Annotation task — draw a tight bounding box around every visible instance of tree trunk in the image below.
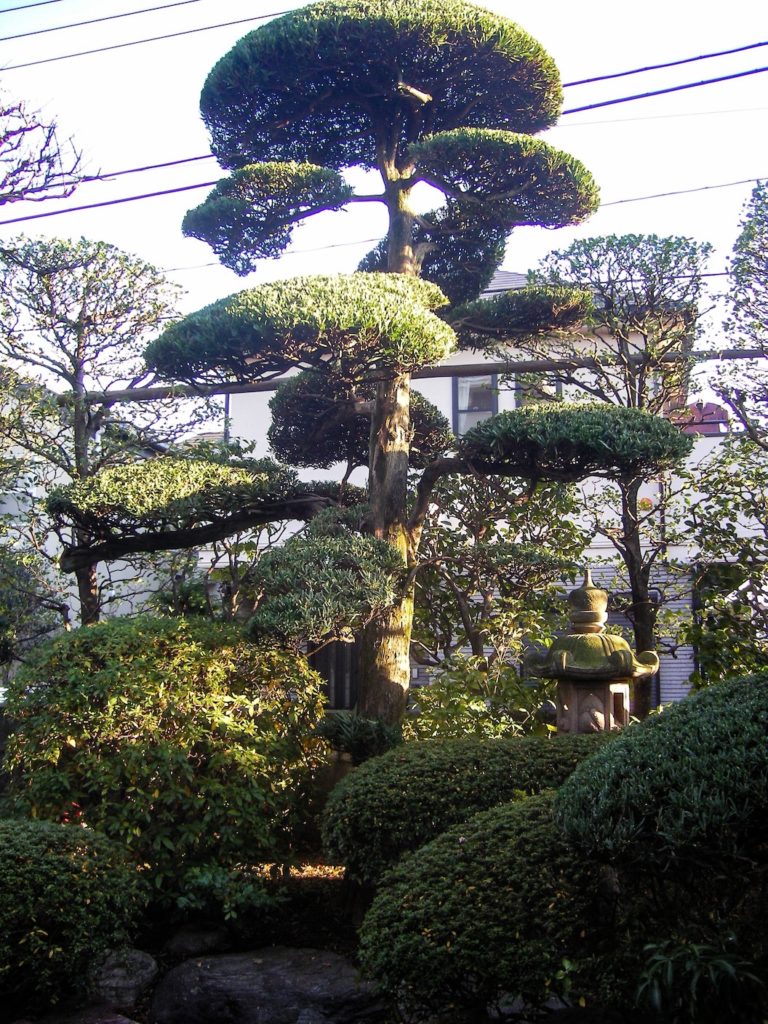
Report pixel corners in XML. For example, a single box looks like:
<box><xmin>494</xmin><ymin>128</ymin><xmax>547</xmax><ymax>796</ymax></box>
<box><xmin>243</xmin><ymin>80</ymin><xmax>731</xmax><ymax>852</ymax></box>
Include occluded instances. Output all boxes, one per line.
<box><xmin>620</xmin><ymin>479</ymin><xmax>658</xmax><ymax>719</ymax></box>
<box><xmin>356</xmin><ymin>373</ymin><xmax>417</xmax><ymax>724</ymax></box>
<box><xmin>75</xmin><ymin>562</ymin><xmax>100</xmax><ymax>625</ymax></box>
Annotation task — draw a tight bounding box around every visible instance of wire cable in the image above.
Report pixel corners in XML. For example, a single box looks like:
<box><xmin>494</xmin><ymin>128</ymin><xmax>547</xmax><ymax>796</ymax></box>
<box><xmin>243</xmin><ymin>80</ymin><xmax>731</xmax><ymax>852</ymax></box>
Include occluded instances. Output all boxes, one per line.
<box><xmin>0</xmin><ymin>0</ymin><xmax>67</xmax><ymax>13</ymax></box>
<box><xmin>0</xmin><ymin>0</ymin><xmax>213</xmax><ymax>43</ymax></box>
<box><xmin>563</xmin><ymin>66</ymin><xmax>768</xmax><ymax>115</ymax></box>
<box><xmin>1</xmin><ymin>174</ymin><xmax>764</xmax><ymax>228</ymax></box>
<box><xmin>563</xmin><ymin>40</ymin><xmax>768</xmax><ymax>87</ymax></box>
<box><xmin>2</xmin><ymin>8</ymin><xmax>293</xmax><ymax>69</ymax></box>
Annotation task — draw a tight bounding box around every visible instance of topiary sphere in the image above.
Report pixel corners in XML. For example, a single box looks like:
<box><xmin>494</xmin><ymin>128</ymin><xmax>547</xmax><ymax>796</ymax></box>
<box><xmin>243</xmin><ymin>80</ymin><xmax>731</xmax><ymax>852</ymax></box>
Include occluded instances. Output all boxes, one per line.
<box><xmin>358</xmin><ymin>793</ymin><xmax>604</xmax><ymax>1018</ymax></box>
<box><xmin>554</xmin><ymin>672</ymin><xmax>768</xmax><ymax>868</ymax></box>
<box><xmin>0</xmin><ymin>818</ymin><xmax>143</xmax><ymax>1014</ymax></box>
<box><xmin>322</xmin><ymin>733</ymin><xmax>610</xmax><ymax>884</ymax></box>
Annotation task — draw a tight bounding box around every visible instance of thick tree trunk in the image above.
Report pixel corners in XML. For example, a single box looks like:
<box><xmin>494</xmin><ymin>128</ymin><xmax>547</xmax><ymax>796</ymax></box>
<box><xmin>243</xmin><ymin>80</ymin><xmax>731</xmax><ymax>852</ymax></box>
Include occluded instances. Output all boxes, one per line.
<box><xmin>356</xmin><ymin>373</ymin><xmax>417</xmax><ymax>724</ymax></box>
<box><xmin>620</xmin><ymin>480</ymin><xmax>658</xmax><ymax>719</ymax></box>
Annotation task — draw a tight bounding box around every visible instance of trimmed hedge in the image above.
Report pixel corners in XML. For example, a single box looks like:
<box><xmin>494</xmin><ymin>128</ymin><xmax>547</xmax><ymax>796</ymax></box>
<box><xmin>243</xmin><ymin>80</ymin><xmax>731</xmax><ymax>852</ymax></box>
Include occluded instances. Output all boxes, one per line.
<box><xmin>322</xmin><ymin>733</ymin><xmax>610</xmax><ymax>884</ymax></box>
<box><xmin>4</xmin><ymin>616</ymin><xmax>327</xmax><ymax>909</ymax></box>
<box><xmin>359</xmin><ymin>793</ymin><xmax>605</xmax><ymax>1019</ymax></box>
<box><xmin>0</xmin><ymin>819</ymin><xmax>143</xmax><ymax>1013</ymax></box>
<box><xmin>555</xmin><ymin>673</ymin><xmax>768</xmax><ymax>867</ymax></box>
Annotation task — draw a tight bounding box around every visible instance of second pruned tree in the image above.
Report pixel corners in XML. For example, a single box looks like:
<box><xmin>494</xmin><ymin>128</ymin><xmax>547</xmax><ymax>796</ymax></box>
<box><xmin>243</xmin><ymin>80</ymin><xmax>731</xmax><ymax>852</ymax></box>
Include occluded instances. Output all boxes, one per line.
<box><xmin>53</xmin><ymin>0</ymin><xmax>692</xmax><ymax>722</ymax></box>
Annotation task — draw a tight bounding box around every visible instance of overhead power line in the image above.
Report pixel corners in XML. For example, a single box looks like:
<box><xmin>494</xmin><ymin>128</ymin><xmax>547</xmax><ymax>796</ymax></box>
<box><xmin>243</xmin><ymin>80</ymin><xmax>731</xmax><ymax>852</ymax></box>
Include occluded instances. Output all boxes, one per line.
<box><xmin>0</xmin><ymin>173</ymin><xmax>764</xmax><ymax>229</ymax></box>
<box><xmin>0</xmin><ymin>0</ymin><xmax>212</xmax><ymax>42</ymax></box>
<box><xmin>563</xmin><ymin>65</ymin><xmax>768</xmax><ymax>114</ymax></box>
<box><xmin>2</xmin><ymin>8</ymin><xmax>293</xmax><ymax>69</ymax></box>
<box><xmin>0</xmin><ymin>0</ymin><xmax>66</xmax><ymax>13</ymax></box>
<box><xmin>563</xmin><ymin>40</ymin><xmax>768</xmax><ymax>87</ymax></box>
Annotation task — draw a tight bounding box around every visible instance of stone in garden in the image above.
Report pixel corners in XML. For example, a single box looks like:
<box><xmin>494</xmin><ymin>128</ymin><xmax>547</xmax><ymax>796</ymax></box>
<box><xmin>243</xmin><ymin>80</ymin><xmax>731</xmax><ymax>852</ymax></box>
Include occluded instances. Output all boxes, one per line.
<box><xmin>149</xmin><ymin>946</ymin><xmax>389</xmax><ymax>1024</ymax></box>
<box><xmin>163</xmin><ymin>924</ymin><xmax>232</xmax><ymax>958</ymax></box>
<box><xmin>89</xmin><ymin>948</ymin><xmax>159</xmax><ymax>1012</ymax></box>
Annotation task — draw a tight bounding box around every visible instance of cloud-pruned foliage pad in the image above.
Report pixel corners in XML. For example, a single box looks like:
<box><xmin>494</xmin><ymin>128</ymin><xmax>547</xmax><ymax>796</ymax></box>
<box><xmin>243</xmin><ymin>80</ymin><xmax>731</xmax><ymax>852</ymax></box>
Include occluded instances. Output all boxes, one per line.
<box><xmin>183</xmin><ymin>162</ymin><xmax>354</xmax><ymax>275</ymax></box>
<box><xmin>459</xmin><ymin>403</ymin><xmax>693</xmax><ymax>482</ymax></box>
<box><xmin>145</xmin><ymin>274</ymin><xmax>455</xmax><ymax>385</ymax></box>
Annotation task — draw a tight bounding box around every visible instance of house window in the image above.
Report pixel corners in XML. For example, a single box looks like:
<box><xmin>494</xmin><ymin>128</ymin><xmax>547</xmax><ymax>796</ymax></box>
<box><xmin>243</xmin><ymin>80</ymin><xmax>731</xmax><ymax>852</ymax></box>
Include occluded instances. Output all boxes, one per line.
<box><xmin>515</xmin><ymin>372</ymin><xmax>562</xmax><ymax>407</ymax></box>
<box><xmin>453</xmin><ymin>374</ymin><xmax>498</xmax><ymax>435</ymax></box>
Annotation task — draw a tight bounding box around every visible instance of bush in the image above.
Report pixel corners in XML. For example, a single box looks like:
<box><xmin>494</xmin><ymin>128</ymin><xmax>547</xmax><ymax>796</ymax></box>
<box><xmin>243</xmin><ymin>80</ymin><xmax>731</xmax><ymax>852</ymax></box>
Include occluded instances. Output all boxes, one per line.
<box><xmin>316</xmin><ymin>711</ymin><xmax>402</xmax><ymax>764</ymax></box>
<box><xmin>322</xmin><ymin>733</ymin><xmax>610</xmax><ymax>884</ymax></box>
<box><xmin>555</xmin><ymin>673</ymin><xmax>768</xmax><ymax>868</ymax></box>
<box><xmin>358</xmin><ymin>793</ymin><xmax>606</xmax><ymax>1019</ymax></box>
<box><xmin>0</xmin><ymin>818</ymin><xmax>143</xmax><ymax>1013</ymax></box>
<box><xmin>555</xmin><ymin>674</ymin><xmax>768</xmax><ymax>1013</ymax></box>
<box><xmin>3</xmin><ymin>616</ymin><xmax>328</xmax><ymax>911</ymax></box>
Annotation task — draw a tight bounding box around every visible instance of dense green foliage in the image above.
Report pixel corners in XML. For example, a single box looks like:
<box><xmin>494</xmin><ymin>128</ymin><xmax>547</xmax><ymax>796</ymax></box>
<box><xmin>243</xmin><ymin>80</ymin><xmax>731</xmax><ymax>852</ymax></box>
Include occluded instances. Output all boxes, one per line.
<box><xmin>4</xmin><ymin>617</ymin><xmax>328</xmax><ymax>909</ymax></box>
<box><xmin>404</xmin><ymin>657</ymin><xmax>556</xmax><ymax>739</ymax></box>
<box><xmin>556</xmin><ymin>674</ymin><xmax>768</xmax><ymax>1019</ymax></box>
<box><xmin>183</xmin><ymin>162</ymin><xmax>354</xmax><ymax>274</ymax></box>
<box><xmin>411</xmin><ymin>129</ymin><xmax>599</xmax><ymax>228</ymax></box>
<box><xmin>322</xmin><ymin>733</ymin><xmax>609</xmax><ymax>884</ymax></box>
<box><xmin>450</xmin><ymin>282</ymin><xmax>593</xmax><ymax>348</ymax></box>
<box><xmin>248</xmin><ymin>529</ymin><xmax>405</xmax><ymax>645</ymax></box>
<box><xmin>0</xmin><ymin>819</ymin><xmax>143</xmax><ymax>1013</ymax></box>
<box><xmin>459</xmin><ymin>402</ymin><xmax>693</xmax><ymax>483</ymax></box>
<box><xmin>555</xmin><ymin>673</ymin><xmax>768</xmax><ymax>868</ymax></box>
<box><xmin>316</xmin><ymin>711</ymin><xmax>403</xmax><ymax>765</ymax></box>
<box><xmin>268</xmin><ymin>370</ymin><xmax>452</xmax><ymax>471</ymax></box>
<box><xmin>146</xmin><ymin>273</ymin><xmax>454</xmax><ymax>385</ymax></box>
<box><xmin>48</xmin><ymin>455</ymin><xmax>302</xmax><ymax>537</ymax></box>
<box><xmin>201</xmin><ymin>0</ymin><xmax>562</xmax><ymax>172</ymax></box>
<box><xmin>358</xmin><ymin>794</ymin><xmax>604</xmax><ymax>1018</ymax></box>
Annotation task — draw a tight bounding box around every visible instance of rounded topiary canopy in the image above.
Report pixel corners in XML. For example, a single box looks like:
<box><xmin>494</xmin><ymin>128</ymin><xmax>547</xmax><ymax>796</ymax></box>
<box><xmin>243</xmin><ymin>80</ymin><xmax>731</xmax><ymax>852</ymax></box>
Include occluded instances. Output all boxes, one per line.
<box><xmin>145</xmin><ymin>273</ymin><xmax>455</xmax><ymax>385</ymax></box>
<box><xmin>555</xmin><ymin>672</ymin><xmax>768</xmax><ymax>867</ymax></box>
<box><xmin>459</xmin><ymin>402</ymin><xmax>694</xmax><ymax>482</ymax></box>
<box><xmin>201</xmin><ymin>0</ymin><xmax>562</xmax><ymax>172</ymax></box>
<box><xmin>268</xmin><ymin>370</ymin><xmax>453</xmax><ymax>470</ymax></box>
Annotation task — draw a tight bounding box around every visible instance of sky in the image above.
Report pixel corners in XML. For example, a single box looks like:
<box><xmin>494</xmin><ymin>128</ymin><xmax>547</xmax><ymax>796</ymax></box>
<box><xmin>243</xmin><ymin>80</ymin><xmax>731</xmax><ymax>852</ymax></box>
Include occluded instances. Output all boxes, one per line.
<box><xmin>1</xmin><ymin>0</ymin><xmax>767</xmax><ymax>333</ymax></box>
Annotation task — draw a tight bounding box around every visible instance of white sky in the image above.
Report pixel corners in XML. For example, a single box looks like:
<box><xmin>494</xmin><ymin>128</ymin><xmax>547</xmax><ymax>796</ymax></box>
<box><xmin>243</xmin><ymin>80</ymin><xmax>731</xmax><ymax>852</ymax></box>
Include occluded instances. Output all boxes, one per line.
<box><xmin>1</xmin><ymin>0</ymin><xmax>767</xmax><ymax>331</ymax></box>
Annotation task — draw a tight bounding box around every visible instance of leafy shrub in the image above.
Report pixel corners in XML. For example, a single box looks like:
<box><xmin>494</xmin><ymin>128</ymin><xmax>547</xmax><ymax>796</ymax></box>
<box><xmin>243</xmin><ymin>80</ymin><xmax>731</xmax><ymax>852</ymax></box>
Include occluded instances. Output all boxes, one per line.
<box><xmin>555</xmin><ymin>673</ymin><xmax>768</xmax><ymax>868</ymax></box>
<box><xmin>3</xmin><ymin>616</ymin><xmax>327</xmax><ymax>911</ymax></box>
<box><xmin>316</xmin><ymin>711</ymin><xmax>402</xmax><ymax>764</ymax></box>
<box><xmin>636</xmin><ymin>939</ymin><xmax>765</xmax><ymax>1024</ymax></box>
<box><xmin>322</xmin><ymin>733</ymin><xmax>610</xmax><ymax>884</ymax></box>
<box><xmin>404</xmin><ymin>657</ymin><xmax>556</xmax><ymax>740</ymax></box>
<box><xmin>359</xmin><ymin>794</ymin><xmax>605</xmax><ymax>1019</ymax></box>
<box><xmin>0</xmin><ymin>818</ymin><xmax>143</xmax><ymax>1013</ymax></box>
<box><xmin>555</xmin><ymin>674</ymin><xmax>768</xmax><ymax>1009</ymax></box>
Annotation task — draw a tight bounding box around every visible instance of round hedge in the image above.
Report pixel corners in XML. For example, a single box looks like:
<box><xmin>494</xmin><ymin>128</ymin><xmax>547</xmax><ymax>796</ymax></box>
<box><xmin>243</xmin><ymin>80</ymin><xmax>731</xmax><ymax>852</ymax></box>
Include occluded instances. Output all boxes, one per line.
<box><xmin>555</xmin><ymin>673</ymin><xmax>768</xmax><ymax>868</ymax></box>
<box><xmin>359</xmin><ymin>793</ymin><xmax>604</xmax><ymax>1018</ymax></box>
<box><xmin>0</xmin><ymin>819</ymin><xmax>143</xmax><ymax>1013</ymax></box>
<box><xmin>322</xmin><ymin>733</ymin><xmax>610</xmax><ymax>884</ymax></box>
<box><xmin>4</xmin><ymin>617</ymin><xmax>328</xmax><ymax>907</ymax></box>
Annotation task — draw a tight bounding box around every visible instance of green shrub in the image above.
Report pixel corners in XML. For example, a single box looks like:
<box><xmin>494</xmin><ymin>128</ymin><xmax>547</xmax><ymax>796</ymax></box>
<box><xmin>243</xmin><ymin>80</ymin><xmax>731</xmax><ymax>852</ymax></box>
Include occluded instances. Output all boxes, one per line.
<box><xmin>359</xmin><ymin>793</ymin><xmax>605</xmax><ymax>1019</ymax></box>
<box><xmin>0</xmin><ymin>818</ymin><xmax>143</xmax><ymax>1013</ymax></box>
<box><xmin>555</xmin><ymin>674</ymin><xmax>768</xmax><ymax>1009</ymax></box>
<box><xmin>322</xmin><ymin>733</ymin><xmax>610</xmax><ymax>884</ymax></box>
<box><xmin>555</xmin><ymin>673</ymin><xmax>768</xmax><ymax>867</ymax></box>
<box><xmin>3</xmin><ymin>616</ymin><xmax>328</xmax><ymax>910</ymax></box>
<box><xmin>316</xmin><ymin>711</ymin><xmax>402</xmax><ymax>764</ymax></box>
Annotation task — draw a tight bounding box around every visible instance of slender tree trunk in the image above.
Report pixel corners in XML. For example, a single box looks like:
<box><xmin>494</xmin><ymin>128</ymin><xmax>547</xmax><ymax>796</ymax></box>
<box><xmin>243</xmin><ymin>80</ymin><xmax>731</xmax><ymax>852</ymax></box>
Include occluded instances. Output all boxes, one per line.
<box><xmin>357</xmin><ymin>373</ymin><xmax>417</xmax><ymax>724</ymax></box>
<box><xmin>75</xmin><ymin>561</ymin><xmax>100</xmax><ymax>625</ymax></box>
<box><xmin>620</xmin><ymin>479</ymin><xmax>658</xmax><ymax>719</ymax></box>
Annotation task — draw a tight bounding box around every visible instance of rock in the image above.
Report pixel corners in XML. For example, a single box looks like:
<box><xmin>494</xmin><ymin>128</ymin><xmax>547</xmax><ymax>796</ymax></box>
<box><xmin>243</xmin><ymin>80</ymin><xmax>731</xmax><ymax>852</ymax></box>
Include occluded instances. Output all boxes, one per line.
<box><xmin>163</xmin><ymin>924</ymin><xmax>232</xmax><ymax>959</ymax></box>
<box><xmin>149</xmin><ymin>946</ymin><xmax>389</xmax><ymax>1024</ymax></box>
<box><xmin>12</xmin><ymin>1010</ymin><xmax>141</xmax><ymax>1024</ymax></box>
<box><xmin>89</xmin><ymin>948</ymin><xmax>158</xmax><ymax>1011</ymax></box>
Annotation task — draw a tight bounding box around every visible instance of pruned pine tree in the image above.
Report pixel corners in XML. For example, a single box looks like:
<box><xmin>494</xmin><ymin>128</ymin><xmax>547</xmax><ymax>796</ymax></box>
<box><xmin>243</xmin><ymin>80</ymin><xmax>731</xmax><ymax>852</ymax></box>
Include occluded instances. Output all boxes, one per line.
<box><xmin>50</xmin><ymin>2</ymin><xmax>693</xmax><ymax>722</ymax></box>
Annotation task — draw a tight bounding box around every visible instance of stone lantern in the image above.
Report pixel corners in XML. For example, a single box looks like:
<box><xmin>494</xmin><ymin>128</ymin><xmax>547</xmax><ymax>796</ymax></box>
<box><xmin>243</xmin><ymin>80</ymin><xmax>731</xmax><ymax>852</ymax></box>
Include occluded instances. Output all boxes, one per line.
<box><xmin>525</xmin><ymin>570</ymin><xmax>659</xmax><ymax>733</ymax></box>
